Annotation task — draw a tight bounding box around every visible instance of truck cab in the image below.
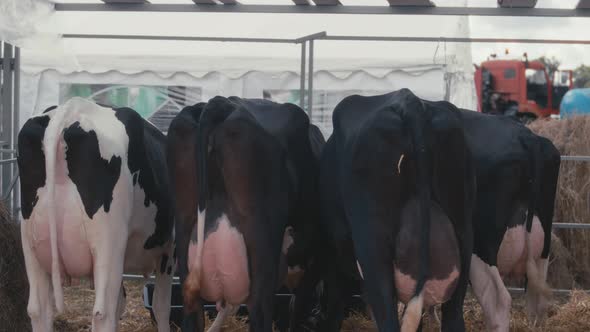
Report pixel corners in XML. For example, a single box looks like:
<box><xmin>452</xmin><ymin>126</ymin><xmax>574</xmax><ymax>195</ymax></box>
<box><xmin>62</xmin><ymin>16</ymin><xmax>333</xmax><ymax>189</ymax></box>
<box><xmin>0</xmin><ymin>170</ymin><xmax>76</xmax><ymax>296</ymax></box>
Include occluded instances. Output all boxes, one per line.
<box><xmin>475</xmin><ymin>58</ymin><xmax>573</xmax><ymax>122</ymax></box>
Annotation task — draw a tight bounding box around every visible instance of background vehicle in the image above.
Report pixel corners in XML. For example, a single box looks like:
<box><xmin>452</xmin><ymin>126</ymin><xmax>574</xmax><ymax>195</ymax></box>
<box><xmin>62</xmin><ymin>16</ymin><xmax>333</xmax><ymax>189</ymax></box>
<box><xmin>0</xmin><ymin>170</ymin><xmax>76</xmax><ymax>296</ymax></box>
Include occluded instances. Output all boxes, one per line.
<box><xmin>474</xmin><ymin>54</ymin><xmax>573</xmax><ymax>123</ymax></box>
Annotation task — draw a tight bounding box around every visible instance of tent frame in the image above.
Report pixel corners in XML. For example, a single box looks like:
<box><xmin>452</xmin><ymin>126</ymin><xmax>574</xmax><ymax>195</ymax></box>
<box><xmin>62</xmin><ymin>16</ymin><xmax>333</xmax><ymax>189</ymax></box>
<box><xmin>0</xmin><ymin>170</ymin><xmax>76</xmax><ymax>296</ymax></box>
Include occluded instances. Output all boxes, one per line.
<box><xmin>55</xmin><ymin>3</ymin><xmax>590</xmax><ymax>17</ymax></box>
<box><xmin>3</xmin><ymin>2</ymin><xmax>590</xmax><ymax>218</ymax></box>
<box><xmin>0</xmin><ymin>41</ymin><xmax>20</xmax><ymax>216</ymax></box>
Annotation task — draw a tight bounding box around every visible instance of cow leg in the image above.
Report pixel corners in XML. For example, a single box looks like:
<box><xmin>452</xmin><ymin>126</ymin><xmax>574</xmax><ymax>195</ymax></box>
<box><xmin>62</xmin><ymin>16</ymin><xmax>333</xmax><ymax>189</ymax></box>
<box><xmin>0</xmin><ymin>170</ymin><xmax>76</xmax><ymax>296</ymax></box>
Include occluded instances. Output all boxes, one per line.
<box><xmin>247</xmin><ymin>270</ymin><xmax>276</xmax><ymax>332</ymax></box>
<box><xmin>176</xmin><ymin>215</ymin><xmax>205</xmax><ymax>332</ymax></box>
<box><xmin>153</xmin><ymin>246</ymin><xmax>175</xmax><ymax>332</ymax></box>
<box><xmin>116</xmin><ymin>282</ymin><xmax>127</xmax><ymax>321</ymax></box>
<box><xmin>524</xmin><ymin>216</ymin><xmax>551</xmax><ymax>324</ymax></box>
<box><xmin>247</xmin><ymin>239</ymin><xmax>279</xmax><ymax>332</ymax></box>
<box><xmin>525</xmin><ymin>257</ymin><xmax>549</xmax><ymax>325</ymax></box>
<box><xmin>359</xmin><ymin>256</ymin><xmax>397</xmax><ymax>332</ymax></box>
<box><xmin>208</xmin><ymin>303</ymin><xmax>238</xmax><ymax>332</ymax></box>
<box><xmin>469</xmin><ymin>254</ymin><xmax>511</xmax><ymax>332</ymax></box>
<box><xmin>440</xmin><ymin>268</ymin><xmax>468</xmax><ymax>332</ymax></box>
<box><xmin>91</xmin><ymin>231</ymin><xmax>127</xmax><ymax>332</ymax></box>
<box><xmin>22</xmin><ymin>222</ymin><xmax>55</xmax><ymax>332</ymax></box>
<box><xmin>288</xmin><ymin>259</ymin><xmax>322</xmax><ymax>332</ymax></box>
<box><xmin>440</xmin><ymin>229</ymin><xmax>472</xmax><ymax>332</ymax></box>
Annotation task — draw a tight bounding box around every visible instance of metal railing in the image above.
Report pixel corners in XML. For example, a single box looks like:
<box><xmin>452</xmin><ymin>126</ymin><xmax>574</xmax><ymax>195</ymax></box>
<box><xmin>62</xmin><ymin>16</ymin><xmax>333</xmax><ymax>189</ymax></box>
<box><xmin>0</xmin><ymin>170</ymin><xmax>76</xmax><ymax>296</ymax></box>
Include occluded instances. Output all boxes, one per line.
<box><xmin>98</xmin><ymin>154</ymin><xmax>590</xmax><ymax>296</ymax></box>
<box><xmin>1</xmin><ymin>41</ymin><xmax>20</xmax><ymax>216</ymax></box>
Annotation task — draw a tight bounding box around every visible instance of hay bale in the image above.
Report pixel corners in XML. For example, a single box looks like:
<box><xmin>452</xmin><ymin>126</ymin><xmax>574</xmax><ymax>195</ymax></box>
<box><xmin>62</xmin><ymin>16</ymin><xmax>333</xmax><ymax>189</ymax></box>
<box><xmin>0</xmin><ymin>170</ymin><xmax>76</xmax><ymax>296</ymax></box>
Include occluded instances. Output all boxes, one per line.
<box><xmin>528</xmin><ymin>116</ymin><xmax>590</xmax><ymax>288</ymax></box>
<box><xmin>0</xmin><ymin>201</ymin><xmax>31</xmax><ymax>332</ymax></box>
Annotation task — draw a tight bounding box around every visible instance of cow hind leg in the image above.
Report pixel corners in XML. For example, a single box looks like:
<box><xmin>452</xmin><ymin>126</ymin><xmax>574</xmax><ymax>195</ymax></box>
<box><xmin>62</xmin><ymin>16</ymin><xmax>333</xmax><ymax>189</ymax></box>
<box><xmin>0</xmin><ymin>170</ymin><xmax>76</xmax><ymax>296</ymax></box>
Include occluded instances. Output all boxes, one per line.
<box><xmin>469</xmin><ymin>254</ymin><xmax>511</xmax><ymax>332</ymax></box>
<box><xmin>208</xmin><ymin>303</ymin><xmax>238</xmax><ymax>332</ymax></box>
<box><xmin>153</xmin><ymin>248</ymin><xmax>175</xmax><ymax>332</ymax></box>
<box><xmin>91</xmin><ymin>234</ymin><xmax>127</xmax><ymax>332</ymax></box>
<box><xmin>525</xmin><ymin>257</ymin><xmax>550</xmax><ymax>325</ymax></box>
<box><xmin>22</xmin><ymin>223</ymin><xmax>55</xmax><ymax>332</ymax></box>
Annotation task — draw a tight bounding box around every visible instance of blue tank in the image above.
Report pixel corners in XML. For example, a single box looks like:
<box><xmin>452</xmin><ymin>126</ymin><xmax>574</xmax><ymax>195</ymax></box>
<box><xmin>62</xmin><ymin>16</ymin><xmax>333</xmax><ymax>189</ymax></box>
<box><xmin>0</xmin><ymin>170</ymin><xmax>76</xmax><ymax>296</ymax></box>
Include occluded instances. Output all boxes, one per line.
<box><xmin>560</xmin><ymin>88</ymin><xmax>590</xmax><ymax>118</ymax></box>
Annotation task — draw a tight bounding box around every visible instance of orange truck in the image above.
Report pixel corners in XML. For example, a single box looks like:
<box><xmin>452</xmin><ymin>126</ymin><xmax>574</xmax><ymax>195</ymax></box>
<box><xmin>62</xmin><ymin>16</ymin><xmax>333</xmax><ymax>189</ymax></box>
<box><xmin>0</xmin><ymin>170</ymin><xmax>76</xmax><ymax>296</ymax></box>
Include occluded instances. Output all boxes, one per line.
<box><xmin>474</xmin><ymin>56</ymin><xmax>573</xmax><ymax>122</ymax></box>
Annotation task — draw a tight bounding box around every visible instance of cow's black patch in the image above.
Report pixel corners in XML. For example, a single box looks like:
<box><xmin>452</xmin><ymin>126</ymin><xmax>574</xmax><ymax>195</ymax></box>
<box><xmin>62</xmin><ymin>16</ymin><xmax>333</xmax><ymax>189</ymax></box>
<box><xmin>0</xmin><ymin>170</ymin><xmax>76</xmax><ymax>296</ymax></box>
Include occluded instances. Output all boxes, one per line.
<box><xmin>63</xmin><ymin>122</ymin><xmax>122</xmax><ymax>219</ymax></box>
<box><xmin>160</xmin><ymin>254</ymin><xmax>169</xmax><ymax>274</ymax></box>
<box><xmin>42</xmin><ymin>105</ymin><xmax>58</xmax><ymax>114</ymax></box>
<box><xmin>113</xmin><ymin>107</ymin><xmax>173</xmax><ymax>249</ymax></box>
<box><xmin>18</xmin><ymin>115</ymin><xmax>50</xmax><ymax>219</ymax></box>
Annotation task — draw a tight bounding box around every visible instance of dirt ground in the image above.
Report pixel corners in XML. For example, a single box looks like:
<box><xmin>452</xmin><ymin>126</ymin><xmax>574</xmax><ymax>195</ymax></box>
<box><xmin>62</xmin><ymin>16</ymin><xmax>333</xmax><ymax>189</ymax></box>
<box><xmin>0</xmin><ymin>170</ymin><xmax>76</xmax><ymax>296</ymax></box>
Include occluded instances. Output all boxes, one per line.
<box><xmin>54</xmin><ymin>280</ymin><xmax>590</xmax><ymax>332</ymax></box>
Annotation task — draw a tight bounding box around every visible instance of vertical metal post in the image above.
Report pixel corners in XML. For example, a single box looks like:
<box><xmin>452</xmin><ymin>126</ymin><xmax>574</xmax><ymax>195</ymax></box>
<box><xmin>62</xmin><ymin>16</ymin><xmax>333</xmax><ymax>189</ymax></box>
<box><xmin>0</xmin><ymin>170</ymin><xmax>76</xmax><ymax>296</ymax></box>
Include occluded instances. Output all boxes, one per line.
<box><xmin>13</xmin><ymin>47</ymin><xmax>20</xmax><ymax>216</ymax></box>
<box><xmin>307</xmin><ymin>39</ymin><xmax>314</xmax><ymax>120</ymax></box>
<box><xmin>2</xmin><ymin>43</ymin><xmax>13</xmax><ymax>206</ymax></box>
<box><xmin>0</xmin><ymin>41</ymin><xmax>4</xmax><ymax>199</ymax></box>
<box><xmin>300</xmin><ymin>41</ymin><xmax>306</xmax><ymax>110</ymax></box>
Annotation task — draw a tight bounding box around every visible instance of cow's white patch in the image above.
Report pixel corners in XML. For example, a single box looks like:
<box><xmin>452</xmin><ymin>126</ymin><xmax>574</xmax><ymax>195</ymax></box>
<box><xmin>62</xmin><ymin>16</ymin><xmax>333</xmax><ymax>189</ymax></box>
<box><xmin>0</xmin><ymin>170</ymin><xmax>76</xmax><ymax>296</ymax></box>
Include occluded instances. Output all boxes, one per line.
<box><xmin>394</xmin><ymin>267</ymin><xmax>459</xmax><ymax>306</ymax></box>
<box><xmin>397</xmin><ymin>154</ymin><xmax>405</xmax><ymax>174</ymax></box>
<box><xmin>282</xmin><ymin>226</ymin><xmax>294</xmax><ymax>255</ymax></box>
<box><xmin>401</xmin><ymin>291</ymin><xmax>423</xmax><ymax>332</ymax></box>
<box><xmin>66</xmin><ymin>98</ymin><xmax>129</xmax><ymax>162</ymax></box>
<box><xmin>356</xmin><ymin>260</ymin><xmax>364</xmax><ymax>279</ymax></box>
<box><xmin>470</xmin><ymin>254</ymin><xmax>511</xmax><ymax>332</ymax></box>
<box><xmin>208</xmin><ymin>303</ymin><xmax>239</xmax><ymax>332</ymax></box>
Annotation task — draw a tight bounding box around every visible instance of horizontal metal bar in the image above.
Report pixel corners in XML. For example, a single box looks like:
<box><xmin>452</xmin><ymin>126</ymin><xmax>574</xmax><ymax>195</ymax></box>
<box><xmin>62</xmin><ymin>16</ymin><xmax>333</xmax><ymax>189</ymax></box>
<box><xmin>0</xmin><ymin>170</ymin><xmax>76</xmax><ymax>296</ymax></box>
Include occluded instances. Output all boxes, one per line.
<box><xmin>507</xmin><ymin>287</ymin><xmax>590</xmax><ymax>294</ymax></box>
<box><xmin>388</xmin><ymin>0</ymin><xmax>434</xmax><ymax>6</ymax></box>
<box><xmin>294</xmin><ymin>31</ymin><xmax>327</xmax><ymax>43</ymax></box>
<box><xmin>63</xmin><ymin>34</ymin><xmax>298</xmax><ymax>44</ymax></box>
<box><xmin>498</xmin><ymin>0</ymin><xmax>537</xmax><ymax>8</ymax></box>
<box><xmin>102</xmin><ymin>0</ymin><xmax>148</xmax><ymax>3</ymax></box>
<box><xmin>312</xmin><ymin>0</ymin><xmax>341</xmax><ymax>5</ymax></box>
<box><xmin>0</xmin><ymin>158</ymin><xmax>16</xmax><ymax>165</ymax></box>
<box><xmin>0</xmin><ymin>149</ymin><xmax>16</xmax><ymax>153</ymax></box>
<box><xmin>54</xmin><ymin>4</ymin><xmax>590</xmax><ymax>17</ymax></box>
<box><xmin>122</xmin><ymin>274</ymin><xmax>180</xmax><ymax>281</ymax></box>
<box><xmin>322</xmin><ymin>35</ymin><xmax>590</xmax><ymax>45</ymax></box>
<box><xmin>553</xmin><ymin>222</ymin><xmax>590</xmax><ymax>229</ymax></box>
<box><xmin>561</xmin><ymin>155</ymin><xmax>590</xmax><ymax>161</ymax></box>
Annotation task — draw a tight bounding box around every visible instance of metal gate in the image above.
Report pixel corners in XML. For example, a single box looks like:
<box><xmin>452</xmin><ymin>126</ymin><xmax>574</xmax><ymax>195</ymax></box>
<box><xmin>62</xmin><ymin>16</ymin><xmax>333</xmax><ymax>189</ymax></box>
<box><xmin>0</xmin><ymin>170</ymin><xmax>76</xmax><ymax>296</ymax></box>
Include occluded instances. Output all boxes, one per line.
<box><xmin>0</xmin><ymin>41</ymin><xmax>20</xmax><ymax>216</ymax></box>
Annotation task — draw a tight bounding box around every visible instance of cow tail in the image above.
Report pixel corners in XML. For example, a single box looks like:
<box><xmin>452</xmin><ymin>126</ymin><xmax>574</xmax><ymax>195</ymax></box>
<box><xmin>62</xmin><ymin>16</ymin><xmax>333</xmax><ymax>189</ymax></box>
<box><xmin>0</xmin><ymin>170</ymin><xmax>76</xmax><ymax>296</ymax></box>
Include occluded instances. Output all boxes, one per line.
<box><xmin>43</xmin><ymin>102</ymin><xmax>72</xmax><ymax>314</ymax></box>
<box><xmin>183</xmin><ymin>97</ymin><xmax>234</xmax><ymax>311</ymax></box>
<box><xmin>401</xmin><ymin>109</ymin><xmax>430</xmax><ymax>332</ymax></box>
<box><xmin>522</xmin><ymin>136</ymin><xmax>551</xmax><ymax>298</ymax></box>
<box><xmin>182</xmin><ymin>115</ymin><xmax>208</xmax><ymax>311</ymax></box>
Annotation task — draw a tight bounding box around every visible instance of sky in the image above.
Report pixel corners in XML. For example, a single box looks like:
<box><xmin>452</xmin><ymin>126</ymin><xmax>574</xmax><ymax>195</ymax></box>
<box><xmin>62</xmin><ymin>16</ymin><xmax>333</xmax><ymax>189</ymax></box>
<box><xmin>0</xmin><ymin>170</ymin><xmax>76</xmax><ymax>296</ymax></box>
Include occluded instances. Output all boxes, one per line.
<box><xmin>468</xmin><ymin>0</ymin><xmax>589</xmax><ymax>69</ymax></box>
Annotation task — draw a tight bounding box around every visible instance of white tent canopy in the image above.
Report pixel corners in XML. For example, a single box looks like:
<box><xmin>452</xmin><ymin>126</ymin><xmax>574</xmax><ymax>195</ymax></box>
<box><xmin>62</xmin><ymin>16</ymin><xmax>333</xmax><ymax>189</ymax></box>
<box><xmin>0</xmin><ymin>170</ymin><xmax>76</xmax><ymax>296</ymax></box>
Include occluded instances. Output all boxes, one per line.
<box><xmin>3</xmin><ymin>0</ymin><xmax>485</xmax><ymax>136</ymax></box>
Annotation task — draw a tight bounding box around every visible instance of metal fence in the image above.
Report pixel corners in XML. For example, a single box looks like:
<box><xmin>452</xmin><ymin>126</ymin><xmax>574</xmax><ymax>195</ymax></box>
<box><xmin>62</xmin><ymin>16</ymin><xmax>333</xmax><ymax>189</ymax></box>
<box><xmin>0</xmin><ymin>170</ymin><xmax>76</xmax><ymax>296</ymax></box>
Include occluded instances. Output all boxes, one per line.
<box><xmin>0</xmin><ymin>41</ymin><xmax>20</xmax><ymax>216</ymax></box>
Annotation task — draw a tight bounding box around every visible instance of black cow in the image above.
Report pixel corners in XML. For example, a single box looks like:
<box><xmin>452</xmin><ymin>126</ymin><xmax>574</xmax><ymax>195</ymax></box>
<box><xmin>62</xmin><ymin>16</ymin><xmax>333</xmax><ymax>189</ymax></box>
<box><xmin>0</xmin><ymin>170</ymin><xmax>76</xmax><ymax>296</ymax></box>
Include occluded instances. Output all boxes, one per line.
<box><xmin>166</xmin><ymin>97</ymin><xmax>324</xmax><ymax>332</ymax></box>
<box><xmin>18</xmin><ymin>97</ymin><xmax>175</xmax><ymax>332</ymax></box>
<box><xmin>318</xmin><ymin>89</ymin><xmax>476</xmax><ymax>332</ymax></box>
<box><xmin>458</xmin><ymin>110</ymin><xmax>560</xmax><ymax>331</ymax></box>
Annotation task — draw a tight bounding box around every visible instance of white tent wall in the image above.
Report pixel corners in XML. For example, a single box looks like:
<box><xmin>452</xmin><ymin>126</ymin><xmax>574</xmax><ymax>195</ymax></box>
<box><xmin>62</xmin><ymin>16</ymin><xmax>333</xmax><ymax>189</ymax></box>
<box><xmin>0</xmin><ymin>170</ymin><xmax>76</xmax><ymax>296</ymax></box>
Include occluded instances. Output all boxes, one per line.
<box><xmin>20</xmin><ymin>65</ymin><xmax>445</xmax><ymax>138</ymax></box>
<box><xmin>7</xmin><ymin>0</ymin><xmax>480</xmax><ymax>139</ymax></box>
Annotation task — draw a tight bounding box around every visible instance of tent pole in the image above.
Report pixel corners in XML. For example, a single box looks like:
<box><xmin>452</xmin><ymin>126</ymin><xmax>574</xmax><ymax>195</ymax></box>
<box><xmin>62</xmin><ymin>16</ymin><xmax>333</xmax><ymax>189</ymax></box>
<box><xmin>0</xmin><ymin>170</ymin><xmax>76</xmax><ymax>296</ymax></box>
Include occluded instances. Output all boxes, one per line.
<box><xmin>13</xmin><ymin>47</ymin><xmax>20</xmax><ymax>217</ymax></box>
<box><xmin>307</xmin><ymin>39</ymin><xmax>314</xmax><ymax>120</ymax></box>
<box><xmin>300</xmin><ymin>41</ymin><xmax>306</xmax><ymax>110</ymax></box>
<box><xmin>2</xmin><ymin>43</ymin><xmax>14</xmax><ymax>208</ymax></box>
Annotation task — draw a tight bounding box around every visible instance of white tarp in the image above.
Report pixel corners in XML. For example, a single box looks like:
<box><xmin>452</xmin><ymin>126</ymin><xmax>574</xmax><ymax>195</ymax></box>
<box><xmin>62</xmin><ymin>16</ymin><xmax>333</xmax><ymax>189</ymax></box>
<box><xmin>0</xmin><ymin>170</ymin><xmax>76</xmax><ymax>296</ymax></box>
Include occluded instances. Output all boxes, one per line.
<box><xmin>4</xmin><ymin>0</ymin><xmax>480</xmax><ymax>137</ymax></box>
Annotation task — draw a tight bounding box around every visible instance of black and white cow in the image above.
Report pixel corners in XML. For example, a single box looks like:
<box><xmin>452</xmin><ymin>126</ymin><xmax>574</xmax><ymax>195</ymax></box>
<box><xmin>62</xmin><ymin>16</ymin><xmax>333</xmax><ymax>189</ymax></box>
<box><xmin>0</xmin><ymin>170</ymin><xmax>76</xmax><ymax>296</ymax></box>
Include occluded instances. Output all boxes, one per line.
<box><xmin>167</xmin><ymin>97</ymin><xmax>324</xmax><ymax>332</ymax></box>
<box><xmin>318</xmin><ymin>89</ymin><xmax>476</xmax><ymax>332</ymax></box>
<box><xmin>458</xmin><ymin>110</ymin><xmax>560</xmax><ymax>331</ymax></box>
<box><xmin>18</xmin><ymin>97</ymin><xmax>175</xmax><ymax>332</ymax></box>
